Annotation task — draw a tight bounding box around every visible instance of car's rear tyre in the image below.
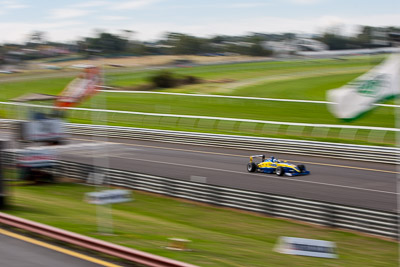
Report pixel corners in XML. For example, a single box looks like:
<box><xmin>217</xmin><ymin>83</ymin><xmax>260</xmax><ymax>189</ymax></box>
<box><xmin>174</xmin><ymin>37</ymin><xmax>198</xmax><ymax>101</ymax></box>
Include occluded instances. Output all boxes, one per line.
<box><xmin>276</xmin><ymin>166</ymin><xmax>284</xmax><ymax>176</ymax></box>
<box><xmin>247</xmin><ymin>162</ymin><xmax>257</xmax><ymax>172</ymax></box>
<box><xmin>297</xmin><ymin>164</ymin><xmax>305</xmax><ymax>172</ymax></box>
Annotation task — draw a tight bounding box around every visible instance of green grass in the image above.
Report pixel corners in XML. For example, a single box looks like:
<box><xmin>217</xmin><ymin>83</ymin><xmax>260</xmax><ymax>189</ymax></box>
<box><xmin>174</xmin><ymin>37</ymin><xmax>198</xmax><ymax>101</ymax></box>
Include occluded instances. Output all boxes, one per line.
<box><xmin>0</xmin><ymin>54</ymin><xmax>395</xmax><ymax>145</ymax></box>
<box><xmin>231</xmin><ymin>71</ymin><xmax>364</xmax><ymax>99</ymax></box>
<box><xmin>107</xmin><ymin>56</ymin><xmax>383</xmax><ymax>89</ymax></box>
<box><xmin>3</xmin><ymin>183</ymin><xmax>397</xmax><ymax>266</ymax></box>
<box><xmin>0</xmin><ymin>77</ymin><xmax>72</xmax><ymax>101</ymax></box>
<box><xmin>95</xmin><ymin>73</ymin><xmax>393</xmax><ymax>127</ymax></box>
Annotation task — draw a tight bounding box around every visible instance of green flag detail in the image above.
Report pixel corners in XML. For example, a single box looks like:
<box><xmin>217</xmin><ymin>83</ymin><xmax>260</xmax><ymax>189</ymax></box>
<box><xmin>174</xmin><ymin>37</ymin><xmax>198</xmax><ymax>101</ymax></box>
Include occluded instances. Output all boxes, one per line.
<box><xmin>327</xmin><ymin>54</ymin><xmax>400</xmax><ymax>120</ymax></box>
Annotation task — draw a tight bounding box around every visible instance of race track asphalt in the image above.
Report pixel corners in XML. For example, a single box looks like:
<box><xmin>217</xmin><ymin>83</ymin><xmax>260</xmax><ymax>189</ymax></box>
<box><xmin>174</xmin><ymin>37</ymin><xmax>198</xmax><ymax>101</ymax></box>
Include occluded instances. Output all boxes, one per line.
<box><xmin>0</xmin><ymin>128</ymin><xmax>396</xmax><ymax>211</ymax></box>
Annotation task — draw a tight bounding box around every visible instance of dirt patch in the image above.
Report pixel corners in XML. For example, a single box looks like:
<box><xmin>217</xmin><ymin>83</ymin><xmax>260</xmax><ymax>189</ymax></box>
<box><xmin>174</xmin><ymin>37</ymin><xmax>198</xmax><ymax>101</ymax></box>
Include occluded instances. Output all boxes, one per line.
<box><xmin>48</xmin><ymin>55</ymin><xmax>268</xmax><ymax>68</ymax></box>
<box><xmin>206</xmin><ymin>79</ymin><xmax>235</xmax><ymax>83</ymax></box>
<box><xmin>105</xmin><ymin>76</ymin><xmax>235</xmax><ymax>91</ymax></box>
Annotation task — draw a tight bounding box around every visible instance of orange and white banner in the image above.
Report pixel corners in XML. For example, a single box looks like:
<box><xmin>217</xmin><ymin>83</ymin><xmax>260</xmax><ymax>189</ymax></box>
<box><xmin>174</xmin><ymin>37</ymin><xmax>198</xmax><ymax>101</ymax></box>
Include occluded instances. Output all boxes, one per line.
<box><xmin>55</xmin><ymin>66</ymin><xmax>102</xmax><ymax>108</ymax></box>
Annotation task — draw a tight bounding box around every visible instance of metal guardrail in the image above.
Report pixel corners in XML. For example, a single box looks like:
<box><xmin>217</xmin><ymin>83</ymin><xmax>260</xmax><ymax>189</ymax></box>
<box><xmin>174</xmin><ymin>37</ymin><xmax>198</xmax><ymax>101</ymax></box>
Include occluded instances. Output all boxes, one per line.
<box><xmin>0</xmin><ymin>212</ymin><xmax>198</xmax><ymax>267</ymax></box>
<box><xmin>0</xmin><ymin>119</ymin><xmax>398</xmax><ymax>164</ymax></box>
<box><xmin>56</xmin><ymin>160</ymin><xmax>400</xmax><ymax>239</ymax></box>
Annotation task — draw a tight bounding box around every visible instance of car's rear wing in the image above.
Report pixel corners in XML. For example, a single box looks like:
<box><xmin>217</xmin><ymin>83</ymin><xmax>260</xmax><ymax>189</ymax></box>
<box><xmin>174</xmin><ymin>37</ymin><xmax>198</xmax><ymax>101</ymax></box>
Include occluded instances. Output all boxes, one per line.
<box><xmin>249</xmin><ymin>155</ymin><xmax>265</xmax><ymax>162</ymax></box>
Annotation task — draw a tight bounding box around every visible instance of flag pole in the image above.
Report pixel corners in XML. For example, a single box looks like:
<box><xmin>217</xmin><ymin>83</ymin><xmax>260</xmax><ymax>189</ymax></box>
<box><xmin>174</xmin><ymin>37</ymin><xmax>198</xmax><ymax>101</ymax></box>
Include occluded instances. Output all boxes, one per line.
<box><xmin>395</xmin><ymin>52</ymin><xmax>400</xmax><ymax>265</ymax></box>
<box><xmin>90</xmin><ymin>57</ymin><xmax>113</xmax><ymax>235</ymax></box>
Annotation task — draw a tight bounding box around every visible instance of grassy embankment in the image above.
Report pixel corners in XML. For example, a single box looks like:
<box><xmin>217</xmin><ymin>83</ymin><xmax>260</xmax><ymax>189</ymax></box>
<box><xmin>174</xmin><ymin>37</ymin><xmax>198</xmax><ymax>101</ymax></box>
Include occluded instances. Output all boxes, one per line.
<box><xmin>2</xmin><ymin>182</ymin><xmax>396</xmax><ymax>267</ymax></box>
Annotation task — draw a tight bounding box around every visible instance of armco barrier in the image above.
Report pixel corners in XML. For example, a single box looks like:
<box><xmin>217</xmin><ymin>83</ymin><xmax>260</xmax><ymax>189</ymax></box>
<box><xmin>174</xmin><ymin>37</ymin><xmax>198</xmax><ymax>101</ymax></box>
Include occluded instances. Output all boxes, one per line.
<box><xmin>3</xmin><ymin>151</ymin><xmax>395</xmax><ymax>240</ymax></box>
<box><xmin>0</xmin><ymin>119</ymin><xmax>398</xmax><ymax>164</ymax></box>
<box><xmin>0</xmin><ymin>212</ymin><xmax>198</xmax><ymax>267</ymax></box>
<box><xmin>59</xmin><ymin>161</ymin><xmax>399</xmax><ymax>239</ymax></box>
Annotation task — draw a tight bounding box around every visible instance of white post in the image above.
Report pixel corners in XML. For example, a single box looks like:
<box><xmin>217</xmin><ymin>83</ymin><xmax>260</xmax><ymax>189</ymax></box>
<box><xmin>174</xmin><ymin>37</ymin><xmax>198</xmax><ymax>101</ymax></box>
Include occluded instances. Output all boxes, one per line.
<box><xmin>395</xmin><ymin>53</ymin><xmax>400</xmax><ymax>263</ymax></box>
<box><xmin>90</xmin><ymin>62</ymin><xmax>113</xmax><ymax>235</ymax></box>
<box><xmin>397</xmin><ymin>92</ymin><xmax>400</xmax><ymax>263</ymax></box>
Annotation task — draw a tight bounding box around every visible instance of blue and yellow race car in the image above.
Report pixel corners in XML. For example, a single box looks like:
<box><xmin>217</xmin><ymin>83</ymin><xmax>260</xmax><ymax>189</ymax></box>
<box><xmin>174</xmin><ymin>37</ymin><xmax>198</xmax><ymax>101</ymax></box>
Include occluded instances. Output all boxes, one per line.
<box><xmin>247</xmin><ymin>155</ymin><xmax>310</xmax><ymax>176</ymax></box>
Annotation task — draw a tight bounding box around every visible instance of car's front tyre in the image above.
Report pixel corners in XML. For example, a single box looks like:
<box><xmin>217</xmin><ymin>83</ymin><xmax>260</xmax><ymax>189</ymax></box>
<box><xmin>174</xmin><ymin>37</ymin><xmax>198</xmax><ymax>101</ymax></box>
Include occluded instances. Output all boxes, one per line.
<box><xmin>297</xmin><ymin>164</ymin><xmax>305</xmax><ymax>172</ymax></box>
<box><xmin>247</xmin><ymin>162</ymin><xmax>257</xmax><ymax>172</ymax></box>
<box><xmin>276</xmin><ymin>166</ymin><xmax>285</xmax><ymax>176</ymax></box>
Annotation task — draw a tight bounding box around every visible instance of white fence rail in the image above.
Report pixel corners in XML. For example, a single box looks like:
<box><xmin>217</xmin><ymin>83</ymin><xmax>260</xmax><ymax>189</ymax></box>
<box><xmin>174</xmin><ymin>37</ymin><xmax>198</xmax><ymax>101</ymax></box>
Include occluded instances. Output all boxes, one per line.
<box><xmin>98</xmin><ymin>89</ymin><xmax>400</xmax><ymax>108</ymax></box>
<box><xmin>0</xmin><ymin>119</ymin><xmax>398</xmax><ymax>164</ymax></box>
<box><xmin>0</xmin><ymin>102</ymin><xmax>397</xmax><ymax>144</ymax></box>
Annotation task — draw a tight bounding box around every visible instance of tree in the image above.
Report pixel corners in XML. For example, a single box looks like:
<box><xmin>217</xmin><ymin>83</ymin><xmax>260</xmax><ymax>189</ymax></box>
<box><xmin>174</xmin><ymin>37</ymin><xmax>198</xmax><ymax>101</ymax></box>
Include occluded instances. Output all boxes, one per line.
<box><xmin>121</xmin><ymin>29</ymin><xmax>135</xmax><ymax>41</ymax></box>
<box><xmin>25</xmin><ymin>31</ymin><xmax>47</xmax><ymax>48</ymax></box>
<box><xmin>29</xmin><ymin>31</ymin><xmax>46</xmax><ymax>44</ymax></box>
<box><xmin>172</xmin><ymin>34</ymin><xmax>203</xmax><ymax>55</ymax></box>
<box><xmin>249</xmin><ymin>43</ymin><xmax>271</xmax><ymax>56</ymax></box>
<box><xmin>211</xmin><ymin>35</ymin><xmax>225</xmax><ymax>44</ymax></box>
<box><xmin>317</xmin><ymin>33</ymin><xmax>350</xmax><ymax>50</ymax></box>
<box><xmin>81</xmin><ymin>31</ymin><xmax>128</xmax><ymax>55</ymax></box>
<box><xmin>0</xmin><ymin>46</ymin><xmax>5</xmax><ymax>66</ymax></box>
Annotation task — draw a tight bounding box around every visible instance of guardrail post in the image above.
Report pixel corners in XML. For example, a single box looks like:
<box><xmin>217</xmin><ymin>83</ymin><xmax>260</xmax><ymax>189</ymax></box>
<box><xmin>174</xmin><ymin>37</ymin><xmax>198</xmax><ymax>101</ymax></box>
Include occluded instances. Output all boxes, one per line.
<box><xmin>263</xmin><ymin>124</ymin><xmax>278</xmax><ymax>135</ymax></box>
<box><xmin>367</xmin><ymin>130</ymin><xmax>386</xmax><ymax>144</ymax></box>
<box><xmin>213</xmin><ymin>120</ymin><xmax>220</xmax><ymax>131</ymax></box>
<box><xmin>209</xmin><ymin>186</ymin><xmax>222</xmax><ymax>206</ymax></box>
<box><xmin>62</xmin><ymin>161</ymin><xmax>70</xmax><ymax>178</ymax></box>
<box><xmin>287</xmin><ymin>125</ymin><xmax>304</xmax><ymax>136</ymax></box>
<box><xmin>232</xmin><ymin>121</ymin><xmax>240</xmax><ymax>132</ymax></box>
<box><xmin>194</xmin><ymin>118</ymin><xmax>200</xmax><ymax>129</ymax></box>
<box><xmin>137</xmin><ymin>115</ymin><xmax>142</xmax><ymax>127</ymax></box>
<box><xmin>323</xmin><ymin>204</ymin><xmax>336</xmax><ymax>228</ymax></box>
<box><xmin>55</xmin><ymin>161</ymin><xmax>62</xmax><ymax>177</ymax></box>
<box><xmin>83</xmin><ymin>110</ymin><xmax>88</xmax><ymax>120</ymax></box>
<box><xmin>70</xmin><ymin>162</ymin><xmax>78</xmax><ymax>179</ymax></box>
<box><xmin>311</xmin><ymin>126</ymin><xmax>329</xmax><ymax>138</ymax></box>
<box><xmin>255</xmin><ymin>123</ymin><xmax>263</xmax><ymax>134</ymax></box>
<box><xmin>260</xmin><ymin>195</ymin><xmax>274</xmax><ymax>215</ymax></box>
<box><xmin>326</xmin><ymin>127</ymin><xmax>334</xmax><ymax>139</ymax></box>
<box><xmin>339</xmin><ymin>128</ymin><xmax>358</xmax><ymax>140</ymax></box>
<box><xmin>163</xmin><ymin>179</ymin><xmax>176</xmax><ymax>197</ymax></box>
<box><xmin>129</xmin><ymin>173</ymin><xmax>141</xmax><ymax>190</ymax></box>
<box><xmin>89</xmin><ymin>165</ymin><xmax>99</xmax><ymax>182</ymax></box>
<box><xmin>156</xmin><ymin>116</ymin><xmax>162</xmax><ymax>127</ymax></box>
<box><xmin>175</xmin><ymin>117</ymin><xmax>181</xmax><ymax>127</ymax></box>
<box><xmin>278</xmin><ymin>125</ymin><xmax>287</xmax><ymax>136</ymax></box>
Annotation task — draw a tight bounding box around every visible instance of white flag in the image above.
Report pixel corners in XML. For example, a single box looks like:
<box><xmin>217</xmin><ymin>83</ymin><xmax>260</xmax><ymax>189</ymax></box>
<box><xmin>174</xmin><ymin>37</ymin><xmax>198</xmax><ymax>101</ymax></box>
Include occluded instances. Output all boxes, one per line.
<box><xmin>327</xmin><ymin>54</ymin><xmax>400</xmax><ymax>120</ymax></box>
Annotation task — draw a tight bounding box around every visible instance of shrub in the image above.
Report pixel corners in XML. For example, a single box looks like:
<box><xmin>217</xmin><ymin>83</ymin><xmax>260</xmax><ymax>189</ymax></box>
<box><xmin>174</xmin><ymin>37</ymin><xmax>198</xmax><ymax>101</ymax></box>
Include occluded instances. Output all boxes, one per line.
<box><xmin>149</xmin><ymin>71</ymin><xmax>176</xmax><ymax>88</ymax></box>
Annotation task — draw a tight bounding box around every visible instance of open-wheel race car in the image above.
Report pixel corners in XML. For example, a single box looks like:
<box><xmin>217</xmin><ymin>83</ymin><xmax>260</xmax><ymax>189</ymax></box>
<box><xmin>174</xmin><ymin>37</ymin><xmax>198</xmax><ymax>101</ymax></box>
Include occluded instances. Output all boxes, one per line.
<box><xmin>247</xmin><ymin>155</ymin><xmax>310</xmax><ymax>176</ymax></box>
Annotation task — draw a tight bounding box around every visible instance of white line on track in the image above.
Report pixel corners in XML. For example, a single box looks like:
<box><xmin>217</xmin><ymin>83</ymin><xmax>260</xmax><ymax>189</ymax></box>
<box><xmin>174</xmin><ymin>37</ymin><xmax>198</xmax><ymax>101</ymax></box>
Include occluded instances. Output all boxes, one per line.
<box><xmin>69</xmin><ymin>137</ymin><xmax>397</xmax><ymax>174</ymax></box>
<box><xmin>68</xmin><ymin>137</ymin><xmax>398</xmax><ymax>174</ymax></box>
<box><xmin>110</xmin><ymin>155</ymin><xmax>397</xmax><ymax>195</ymax></box>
